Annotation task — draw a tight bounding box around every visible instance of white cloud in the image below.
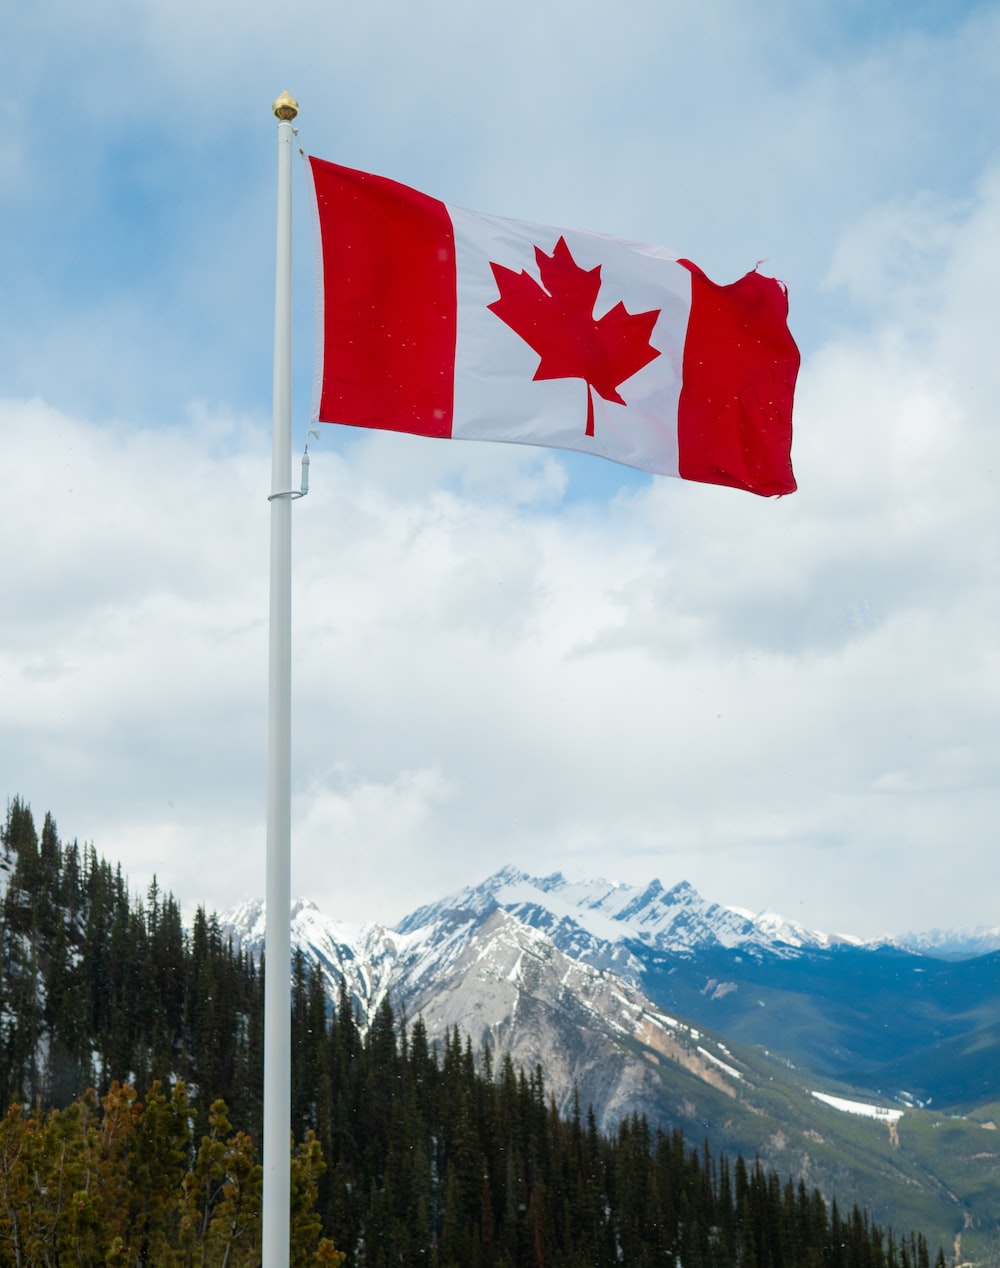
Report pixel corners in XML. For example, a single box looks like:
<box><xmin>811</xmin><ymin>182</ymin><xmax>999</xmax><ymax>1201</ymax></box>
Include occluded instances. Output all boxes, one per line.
<box><xmin>2</xmin><ymin>0</ymin><xmax>999</xmax><ymax>939</ymax></box>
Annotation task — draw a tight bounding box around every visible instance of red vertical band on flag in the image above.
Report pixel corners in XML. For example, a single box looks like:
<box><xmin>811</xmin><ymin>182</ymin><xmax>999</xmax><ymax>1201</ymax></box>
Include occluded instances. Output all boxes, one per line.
<box><xmin>309</xmin><ymin>158</ymin><xmax>457</xmax><ymax>437</ymax></box>
<box><xmin>676</xmin><ymin>262</ymin><xmax>799</xmax><ymax>496</ymax></box>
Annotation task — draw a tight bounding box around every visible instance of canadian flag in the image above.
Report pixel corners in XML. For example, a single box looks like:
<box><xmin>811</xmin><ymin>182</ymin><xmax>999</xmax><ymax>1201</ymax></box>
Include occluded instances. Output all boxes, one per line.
<box><xmin>306</xmin><ymin>156</ymin><xmax>799</xmax><ymax>495</ymax></box>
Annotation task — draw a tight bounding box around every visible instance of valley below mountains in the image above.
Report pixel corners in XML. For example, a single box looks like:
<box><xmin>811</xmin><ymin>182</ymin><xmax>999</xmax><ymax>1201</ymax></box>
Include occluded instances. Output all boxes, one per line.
<box><xmin>224</xmin><ymin>867</ymin><xmax>1000</xmax><ymax>1266</ymax></box>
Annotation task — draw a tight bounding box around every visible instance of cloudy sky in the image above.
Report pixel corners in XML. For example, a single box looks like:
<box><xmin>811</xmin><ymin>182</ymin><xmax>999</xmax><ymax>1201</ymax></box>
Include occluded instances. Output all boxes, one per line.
<box><xmin>3</xmin><ymin>0</ymin><xmax>998</xmax><ymax>940</ymax></box>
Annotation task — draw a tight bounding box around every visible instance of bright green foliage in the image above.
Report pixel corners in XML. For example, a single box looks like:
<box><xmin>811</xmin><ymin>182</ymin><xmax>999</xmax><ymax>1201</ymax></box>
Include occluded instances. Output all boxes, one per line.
<box><xmin>0</xmin><ymin>1084</ymin><xmax>342</xmax><ymax>1266</ymax></box>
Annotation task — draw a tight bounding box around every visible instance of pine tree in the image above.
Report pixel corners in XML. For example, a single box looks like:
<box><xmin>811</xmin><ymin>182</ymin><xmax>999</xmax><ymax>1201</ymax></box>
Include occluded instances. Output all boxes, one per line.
<box><xmin>0</xmin><ymin>798</ymin><xmax>951</xmax><ymax>1268</ymax></box>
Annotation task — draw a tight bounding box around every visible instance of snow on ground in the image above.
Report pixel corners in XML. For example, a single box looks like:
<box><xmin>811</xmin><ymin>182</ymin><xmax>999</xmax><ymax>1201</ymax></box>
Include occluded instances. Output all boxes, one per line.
<box><xmin>812</xmin><ymin>1091</ymin><xmax>903</xmax><ymax>1123</ymax></box>
<box><xmin>494</xmin><ymin>876</ymin><xmax>629</xmax><ymax>944</ymax></box>
<box><xmin>697</xmin><ymin>1046</ymin><xmax>744</xmax><ymax>1081</ymax></box>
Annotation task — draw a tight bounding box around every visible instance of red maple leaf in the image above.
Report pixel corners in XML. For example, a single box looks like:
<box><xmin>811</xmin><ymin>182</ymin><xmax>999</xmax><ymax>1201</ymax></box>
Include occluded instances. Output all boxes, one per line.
<box><xmin>488</xmin><ymin>236</ymin><xmax>661</xmax><ymax>437</ymax></box>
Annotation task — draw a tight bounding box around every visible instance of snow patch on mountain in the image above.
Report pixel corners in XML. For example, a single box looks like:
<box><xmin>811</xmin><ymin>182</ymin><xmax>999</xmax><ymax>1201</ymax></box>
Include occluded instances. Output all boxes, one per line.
<box><xmin>698</xmin><ymin>1046</ymin><xmax>744</xmax><ymax>1081</ymax></box>
<box><xmin>812</xmin><ymin>1092</ymin><xmax>903</xmax><ymax>1124</ymax></box>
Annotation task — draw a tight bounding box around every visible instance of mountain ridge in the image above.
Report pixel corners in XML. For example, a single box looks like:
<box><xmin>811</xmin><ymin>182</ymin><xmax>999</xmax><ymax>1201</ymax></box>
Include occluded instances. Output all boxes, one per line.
<box><xmin>219</xmin><ymin>868</ymin><xmax>1000</xmax><ymax>1261</ymax></box>
<box><xmin>220</xmin><ymin>865</ymin><xmax>1000</xmax><ymax>1117</ymax></box>
<box><xmin>227</xmin><ymin>865</ymin><xmax>999</xmax><ymax>966</ymax></box>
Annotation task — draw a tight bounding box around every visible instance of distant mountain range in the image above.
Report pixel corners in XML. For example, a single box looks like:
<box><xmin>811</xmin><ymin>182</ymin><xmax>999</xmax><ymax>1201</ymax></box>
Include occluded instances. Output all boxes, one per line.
<box><xmin>4</xmin><ymin>792</ymin><xmax>996</xmax><ymax>1261</ymax></box>
<box><xmin>222</xmin><ymin>867</ymin><xmax>1000</xmax><ymax>1261</ymax></box>
<box><xmin>222</xmin><ymin>867</ymin><xmax>1000</xmax><ymax>1110</ymax></box>
<box><xmin>898</xmin><ymin>923</ymin><xmax>1000</xmax><ymax>959</ymax></box>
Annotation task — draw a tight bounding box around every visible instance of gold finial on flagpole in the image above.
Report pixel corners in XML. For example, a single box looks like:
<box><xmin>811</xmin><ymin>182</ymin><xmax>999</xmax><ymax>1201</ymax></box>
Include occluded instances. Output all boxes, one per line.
<box><xmin>272</xmin><ymin>91</ymin><xmax>299</xmax><ymax>121</ymax></box>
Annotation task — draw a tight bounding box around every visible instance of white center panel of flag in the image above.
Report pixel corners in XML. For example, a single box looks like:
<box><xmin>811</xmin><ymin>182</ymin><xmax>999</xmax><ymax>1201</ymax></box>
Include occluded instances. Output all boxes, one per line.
<box><xmin>449</xmin><ymin>205</ymin><xmax>691</xmax><ymax>477</ymax></box>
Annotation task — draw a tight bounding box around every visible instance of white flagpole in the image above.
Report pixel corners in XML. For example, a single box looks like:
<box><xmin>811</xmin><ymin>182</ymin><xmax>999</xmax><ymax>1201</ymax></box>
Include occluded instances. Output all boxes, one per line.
<box><xmin>263</xmin><ymin>89</ymin><xmax>298</xmax><ymax>1268</ymax></box>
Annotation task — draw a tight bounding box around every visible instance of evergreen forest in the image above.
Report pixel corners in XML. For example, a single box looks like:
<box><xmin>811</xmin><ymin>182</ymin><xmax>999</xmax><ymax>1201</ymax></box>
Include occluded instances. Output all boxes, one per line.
<box><xmin>0</xmin><ymin>799</ymin><xmax>946</xmax><ymax>1267</ymax></box>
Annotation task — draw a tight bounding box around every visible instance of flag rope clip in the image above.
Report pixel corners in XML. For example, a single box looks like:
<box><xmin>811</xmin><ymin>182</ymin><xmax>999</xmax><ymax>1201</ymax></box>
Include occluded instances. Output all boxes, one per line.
<box><xmin>268</xmin><ymin>430</ymin><xmax>319</xmax><ymax>501</ymax></box>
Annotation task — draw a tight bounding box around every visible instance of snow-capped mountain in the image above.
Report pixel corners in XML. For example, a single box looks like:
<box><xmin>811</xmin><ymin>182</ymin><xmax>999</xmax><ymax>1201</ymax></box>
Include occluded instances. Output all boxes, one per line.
<box><xmin>220</xmin><ymin>866</ymin><xmax>1000</xmax><ymax>1133</ymax></box>
<box><xmin>222</xmin><ymin>864</ymin><xmax>858</xmax><ymax>1036</ymax></box>
<box><xmin>218</xmin><ymin>866</ymin><xmax>1000</xmax><ymax>1256</ymax></box>
<box><xmin>223</xmin><ymin>895</ymin><xmax>409</xmax><ymax>1019</ymax></box>
<box><xmin>897</xmin><ymin>924</ymin><xmax>1000</xmax><ymax>958</ymax></box>
<box><xmin>222</xmin><ymin>884</ymin><xmax>753</xmax><ymax>1131</ymax></box>
<box><xmin>397</xmin><ymin>866</ymin><xmax>864</xmax><ymax>967</ymax></box>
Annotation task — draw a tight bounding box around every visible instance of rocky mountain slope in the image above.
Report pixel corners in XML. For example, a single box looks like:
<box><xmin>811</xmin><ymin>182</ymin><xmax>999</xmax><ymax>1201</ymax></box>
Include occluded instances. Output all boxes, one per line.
<box><xmin>224</xmin><ymin>867</ymin><xmax>1000</xmax><ymax>1111</ymax></box>
<box><xmin>221</xmin><ymin>868</ymin><xmax>1000</xmax><ymax>1261</ymax></box>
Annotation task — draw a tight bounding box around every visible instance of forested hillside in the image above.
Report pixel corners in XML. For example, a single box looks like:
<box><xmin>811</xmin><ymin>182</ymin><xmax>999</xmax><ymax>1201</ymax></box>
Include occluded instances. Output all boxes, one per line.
<box><xmin>0</xmin><ymin>800</ymin><xmax>946</xmax><ymax>1266</ymax></box>
<box><xmin>0</xmin><ymin>798</ymin><xmax>261</xmax><ymax>1128</ymax></box>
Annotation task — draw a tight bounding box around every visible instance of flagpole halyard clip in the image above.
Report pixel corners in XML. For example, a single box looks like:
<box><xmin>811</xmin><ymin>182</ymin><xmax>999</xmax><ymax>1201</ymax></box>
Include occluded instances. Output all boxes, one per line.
<box><xmin>268</xmin><ymin>430</ymin><xmax>318</xmax><ymax>501</ymax></box>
